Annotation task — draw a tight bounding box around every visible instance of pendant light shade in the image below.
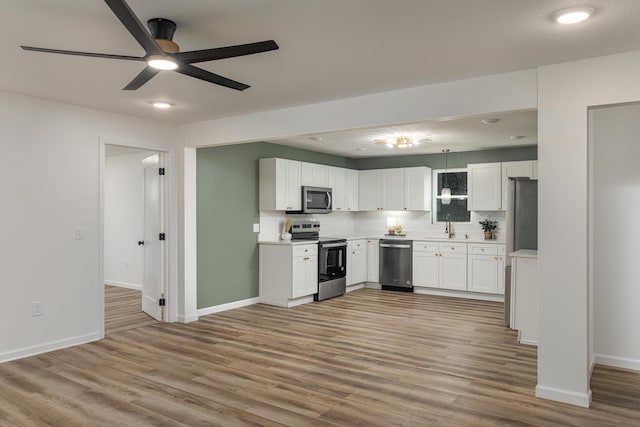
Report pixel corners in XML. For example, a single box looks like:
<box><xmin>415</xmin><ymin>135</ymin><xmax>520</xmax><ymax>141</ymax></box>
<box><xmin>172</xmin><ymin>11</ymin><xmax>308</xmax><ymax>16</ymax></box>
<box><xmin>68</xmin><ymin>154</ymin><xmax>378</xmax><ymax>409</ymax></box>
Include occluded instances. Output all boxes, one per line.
<box><xmin>442</xmin><ymin>149</ymin><xmax>451</xmax><ymax>205</ymax></box>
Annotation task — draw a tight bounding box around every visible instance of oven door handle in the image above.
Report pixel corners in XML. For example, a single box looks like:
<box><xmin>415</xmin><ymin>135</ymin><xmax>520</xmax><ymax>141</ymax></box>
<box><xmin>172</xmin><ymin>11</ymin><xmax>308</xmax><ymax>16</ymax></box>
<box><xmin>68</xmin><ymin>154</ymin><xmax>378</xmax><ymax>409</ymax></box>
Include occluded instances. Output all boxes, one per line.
<box><xmin>321</xmin><ymin>242</ymin><xmax>346</xmax><ymax>248</ymax></box>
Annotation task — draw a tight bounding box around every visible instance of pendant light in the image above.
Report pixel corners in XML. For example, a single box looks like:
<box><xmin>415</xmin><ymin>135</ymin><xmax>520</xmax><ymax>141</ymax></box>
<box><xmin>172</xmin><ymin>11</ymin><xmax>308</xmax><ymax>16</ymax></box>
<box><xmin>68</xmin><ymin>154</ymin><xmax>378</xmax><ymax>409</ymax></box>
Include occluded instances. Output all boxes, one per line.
<box><xmin>441</xmin><ymin>149</ymin><xmax>451</xmax><ymax>205</ymax></box>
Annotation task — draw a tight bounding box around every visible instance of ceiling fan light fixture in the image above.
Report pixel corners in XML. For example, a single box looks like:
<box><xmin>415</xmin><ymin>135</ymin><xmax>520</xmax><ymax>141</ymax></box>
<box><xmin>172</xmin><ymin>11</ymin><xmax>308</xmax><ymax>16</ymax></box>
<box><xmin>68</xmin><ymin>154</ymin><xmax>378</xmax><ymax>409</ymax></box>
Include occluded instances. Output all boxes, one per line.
<box><xmin>147</xmin><ymin>55</ymin><xmax>178</xmax><ymax>70</ymax></box>
<box><xmin>554</xmin><ymin>7</ymin><xmax>593</xmax><ymax>24</ymax></box>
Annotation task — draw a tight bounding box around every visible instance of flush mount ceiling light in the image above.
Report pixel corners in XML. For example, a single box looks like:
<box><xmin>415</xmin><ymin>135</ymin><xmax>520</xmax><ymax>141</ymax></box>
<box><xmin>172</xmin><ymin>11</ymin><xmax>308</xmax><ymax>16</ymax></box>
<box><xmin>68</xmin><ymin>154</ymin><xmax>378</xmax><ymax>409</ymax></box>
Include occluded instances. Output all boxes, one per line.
<box><xmin>510</xmin><ymin>135</ymin><xmax>525</xmax><ymax>140</ymax></box>
<box><xmin>374</xmin><ymin>135</ymin><xmax>427</xmax><ymax>149</ymax></box>
<box><xmin>482</xmin><ymin>118</ymin><xmax>500</xmax><ymax>124</ymax></box>
<box><xmin>309</xmin><ymin>136</ymin><xmax>324</xmax><ymax>142</ymax></box>
<box><xmin>146</xmin><ymin>55</ymin><xmax>178</xmax><ymax>70</ymax></box>
<box><xmin>151</xmin><ymin>101</ymin><xmax>173</xmax><ymax>109</ymax></box>
<box><xmin>554</xmin><ymin>7</ymin><xmax>594</xmax><ymax>24</ymax></box>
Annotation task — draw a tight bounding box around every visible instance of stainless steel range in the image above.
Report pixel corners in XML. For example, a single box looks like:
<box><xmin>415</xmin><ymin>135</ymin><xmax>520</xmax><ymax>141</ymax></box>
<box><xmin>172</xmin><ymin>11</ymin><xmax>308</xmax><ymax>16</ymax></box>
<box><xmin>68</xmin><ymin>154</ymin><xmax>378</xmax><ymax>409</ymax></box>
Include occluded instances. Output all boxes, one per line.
<box><xmin>291</xmin><ymin>220</ymin><xmax>347</xmax><ymax>301</ymax></box>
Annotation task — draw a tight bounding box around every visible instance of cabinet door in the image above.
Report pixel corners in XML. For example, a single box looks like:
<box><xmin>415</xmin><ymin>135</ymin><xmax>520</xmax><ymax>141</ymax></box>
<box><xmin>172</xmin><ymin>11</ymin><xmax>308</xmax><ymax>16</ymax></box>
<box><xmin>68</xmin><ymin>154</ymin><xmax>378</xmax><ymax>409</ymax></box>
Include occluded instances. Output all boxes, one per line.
<box><xmin>346</xmin><ymin>169</ymin><xmax>359</xmax><ymax>211</ymax></box>
<box><xmin>383</xmin><ymin>169</ymin><xmax>405</xmax><ymax>210</ymax></box>
<box><xmin>467</xmin><ymin>254</ymin><xmax>499</xmax><ymax>293</ymax></box>
<box><xmin>366</xmin><ymin>239</ymin><xmax>379</xmax><ymax>282</ymax></box>
<box><xmin>328</xmin><ymin>167</ymin><xmax>347</xmax><ymax>211</ymax></box>
<box><xmin>301</xmin><ymin>162</ymin><xmax>329</xmax><ymax>187</ymax></box>
<box><xmin>359</xmin><ymin>170</ymin><xmax>383</xmax><ymax>211</ymax></box>
<box><xmin>497</xmin><ymin>255</ymin><xmax>505</xmax><ymax>295</ymax></box>
<box><xmin>501</xmin><ymin>161</ymin><xmax>533</xmax><ymax>210</ymax></box>
<box><xmin>349</xmin><ymin>240</ymin><xmax>367</xmax><ymax>284</ymax></box>
<box><xmin>468</xmin><ymin>162</ymin><xmax>502</xmax><ymax>211</ymax></box>
<box><xmin>532</xmin><ymin>160</ymin><xmax>538</xmax><ymax>180</ymax></box>
<box><xmin>304</xmin><ymin>255</ymin><xmax>318</xmax><ymax>295</ymax></box>
<box><xmin>413</xmin><ymin>250</ymin><xmax>439</xmax><ymax>287</ymax></box>
<box><xmin>404</xmin><ymin>167</ymin><xmax>431</xmax><ymax>211</ymax></box>
<box><xmin>291</xmin><ymin>256</ymin><xmax>306</xmax><ymax>298</ymax></box>
<box><xmin>285</xmin><ymin>160</ymin><xmax>302</xmax><ymax>211</ymax></box>
<box><xmin>439</xmin><ymin>252</ymin><xmax>467</xmax><ymax>290</ymax></box>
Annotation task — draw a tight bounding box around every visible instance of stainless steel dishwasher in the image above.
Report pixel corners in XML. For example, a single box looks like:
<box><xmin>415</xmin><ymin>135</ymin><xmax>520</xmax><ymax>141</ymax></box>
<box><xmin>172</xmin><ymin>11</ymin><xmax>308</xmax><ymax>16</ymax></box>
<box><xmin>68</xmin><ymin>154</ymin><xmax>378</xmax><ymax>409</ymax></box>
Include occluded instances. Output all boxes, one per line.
<box><xmin>379</xmin><ymin>239</ymin><xmax>413</xmax><ymax>292</ymax></box>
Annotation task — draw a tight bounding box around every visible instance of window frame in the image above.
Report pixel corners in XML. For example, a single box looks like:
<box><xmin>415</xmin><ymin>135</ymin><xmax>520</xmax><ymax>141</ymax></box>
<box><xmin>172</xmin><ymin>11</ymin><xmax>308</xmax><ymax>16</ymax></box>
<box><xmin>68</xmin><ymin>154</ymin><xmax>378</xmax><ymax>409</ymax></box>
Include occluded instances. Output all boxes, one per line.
<box><xmin>431</xmin><ymin>167</ymin><xmax>471</xmax><ymax>224</ymax></box>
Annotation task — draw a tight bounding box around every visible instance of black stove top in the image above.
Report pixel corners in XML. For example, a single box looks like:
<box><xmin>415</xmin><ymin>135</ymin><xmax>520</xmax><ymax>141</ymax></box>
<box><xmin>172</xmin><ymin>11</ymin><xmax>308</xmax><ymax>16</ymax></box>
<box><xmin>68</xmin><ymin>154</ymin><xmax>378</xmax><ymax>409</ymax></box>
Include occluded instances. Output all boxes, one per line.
<box><xmin>291</xmin><ymin>236</ymin><xmax>347</xmax><ymax>244</ymax></box>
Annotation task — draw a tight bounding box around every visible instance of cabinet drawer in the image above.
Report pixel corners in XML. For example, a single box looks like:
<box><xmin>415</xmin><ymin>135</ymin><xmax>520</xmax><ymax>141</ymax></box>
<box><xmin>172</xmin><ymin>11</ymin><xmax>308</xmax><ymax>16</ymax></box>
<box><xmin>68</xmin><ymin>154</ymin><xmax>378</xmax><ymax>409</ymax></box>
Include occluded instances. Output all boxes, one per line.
<box><xmin>413</xmin><ymin>241</ymin><xmax>439</xmax><ymax>253</ymax></box>
<box><xmin>292</xmin><ymin>245</ymin><xmax>318</xmax><ymax>257</ymax></box>
<box><xmin>468</xmin><ymin>243</ymin><xmax>498</xmax><ymax>256</ymax></box>
<box><xmin>439</xmin><ymin>243</ymin><xmax>468</xmax><ymax>254</ymax></box>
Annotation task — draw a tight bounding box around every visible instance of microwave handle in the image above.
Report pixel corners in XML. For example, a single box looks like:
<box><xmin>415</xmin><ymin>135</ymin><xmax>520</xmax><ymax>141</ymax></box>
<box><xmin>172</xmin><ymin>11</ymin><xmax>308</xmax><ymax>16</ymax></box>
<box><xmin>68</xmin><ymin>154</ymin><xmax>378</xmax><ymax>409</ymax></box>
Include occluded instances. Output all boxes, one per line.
<box><xmin>325</xmin><ymin>192</ymin><xmax>332</xmax><ymax>209</ymax></box>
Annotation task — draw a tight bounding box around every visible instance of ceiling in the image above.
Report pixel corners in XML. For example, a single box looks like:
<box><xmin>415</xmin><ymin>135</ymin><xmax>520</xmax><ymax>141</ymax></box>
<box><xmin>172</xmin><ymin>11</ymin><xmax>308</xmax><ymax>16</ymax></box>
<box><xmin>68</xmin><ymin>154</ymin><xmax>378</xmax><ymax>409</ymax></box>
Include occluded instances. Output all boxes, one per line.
<box><xmin>3</xmin><ymin>1</ymin><xmax>640</xmax><ymax>155</ymax></box>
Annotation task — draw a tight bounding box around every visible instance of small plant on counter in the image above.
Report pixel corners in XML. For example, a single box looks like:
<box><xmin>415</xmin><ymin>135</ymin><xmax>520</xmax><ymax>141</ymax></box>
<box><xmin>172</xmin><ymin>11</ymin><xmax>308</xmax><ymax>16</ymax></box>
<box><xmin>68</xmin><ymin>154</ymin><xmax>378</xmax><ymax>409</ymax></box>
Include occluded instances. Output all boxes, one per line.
<box><xmin>479</xmin><ymin>219</ymin><xmax>498</xmax><ymax>240</ymax></box>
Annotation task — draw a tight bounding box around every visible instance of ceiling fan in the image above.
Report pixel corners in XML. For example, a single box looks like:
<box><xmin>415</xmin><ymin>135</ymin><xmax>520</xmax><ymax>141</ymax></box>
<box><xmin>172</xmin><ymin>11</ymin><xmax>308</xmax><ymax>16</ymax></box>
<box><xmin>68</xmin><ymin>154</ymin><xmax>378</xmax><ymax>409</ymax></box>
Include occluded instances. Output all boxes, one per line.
<box><xmin>20</xmin><ymin>0</ymin><xmax>279</xmax><ymax>91</ymax></box>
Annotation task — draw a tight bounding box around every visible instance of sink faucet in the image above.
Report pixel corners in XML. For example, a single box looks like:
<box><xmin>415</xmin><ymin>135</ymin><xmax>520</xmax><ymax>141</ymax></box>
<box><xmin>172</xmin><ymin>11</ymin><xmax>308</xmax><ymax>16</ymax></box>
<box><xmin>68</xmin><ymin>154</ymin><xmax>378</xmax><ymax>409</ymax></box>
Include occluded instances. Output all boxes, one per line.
<box><xmin>445</xmin><ymin>213</ymin><xmax>455</xmax><ymax>238</ymax></box>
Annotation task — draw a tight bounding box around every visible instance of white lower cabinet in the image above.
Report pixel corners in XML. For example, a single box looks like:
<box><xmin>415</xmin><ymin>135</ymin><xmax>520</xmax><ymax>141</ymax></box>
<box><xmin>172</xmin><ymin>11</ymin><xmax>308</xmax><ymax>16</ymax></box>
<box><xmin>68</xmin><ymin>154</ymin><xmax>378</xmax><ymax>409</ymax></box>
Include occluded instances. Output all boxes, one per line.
<box><xmin>413</xmin><ymin>241</ymin><xmax>467</xmax><ymax>291</ymax></box>
<box><xmin>467</xmin><ymin>243</ymin><xmax>505</xmax><ymax>294</ymax></box>
<box><xmin>259</xmin><ymin>243</ymin><xmax>318</xmax><ymax>307</ymax></box>
<box><xmin>366</xmin><ymin>239</ymin><xmax>379</xmax><ymax>282</ymax></box>
<box><xmin>347</xmin><ymin>239</ymin><xmax>367</xmax><ymax>285</ymax></box>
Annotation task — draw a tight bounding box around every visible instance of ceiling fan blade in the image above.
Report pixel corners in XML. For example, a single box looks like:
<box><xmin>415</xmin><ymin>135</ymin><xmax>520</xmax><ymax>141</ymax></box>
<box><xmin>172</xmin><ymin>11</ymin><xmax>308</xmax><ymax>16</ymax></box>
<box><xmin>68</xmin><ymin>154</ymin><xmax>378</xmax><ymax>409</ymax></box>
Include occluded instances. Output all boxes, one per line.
<box><xmin>21</xmin><ymin>46</ymin><xmax>144</xmax><ymax>61</ymax></box>
<box><xmin>104</xmin><ymin>0</ymin><xmax>163</xmax><ymax>55</ymax></box>
<box><xmin>123</xmin><ymin>67</ymin><xmax>160</xmax><ymax>90</ymax></box>
<box><xmin>175</xmin><ymin>40</ymin><xmax>279</xmax><ymax>64</ymax></box>
<box><xmin>176</xmin><ymin>63</ymin><xmax>249</xmax><ymax>91</ymax></box>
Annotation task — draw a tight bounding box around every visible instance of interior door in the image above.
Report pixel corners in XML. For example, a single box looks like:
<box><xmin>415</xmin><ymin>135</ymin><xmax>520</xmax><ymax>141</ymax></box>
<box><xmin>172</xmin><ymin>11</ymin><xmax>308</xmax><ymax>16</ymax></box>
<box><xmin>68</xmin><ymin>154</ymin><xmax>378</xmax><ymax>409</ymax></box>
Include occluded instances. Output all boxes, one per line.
<box><xmin>142</xmin><ymin>153</ymin><xmax>164</xmax><ymax>321</ymax></box>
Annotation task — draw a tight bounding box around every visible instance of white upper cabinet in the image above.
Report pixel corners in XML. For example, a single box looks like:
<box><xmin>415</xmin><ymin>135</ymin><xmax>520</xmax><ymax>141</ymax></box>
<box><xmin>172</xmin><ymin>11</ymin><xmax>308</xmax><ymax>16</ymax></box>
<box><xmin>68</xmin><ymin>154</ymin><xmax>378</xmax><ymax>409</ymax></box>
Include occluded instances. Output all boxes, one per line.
<box><xmin>383</xmin><ymin>169</ymin><xmax>405</xmax><ymax>210</ymax></box>
<box><xmin>259</xmin><ymin>158</ymin><xmax>301</xmax><ymax>211</ymax></box>
<box><xmin>501</xmin><ymin>161</ymin><xmax>534</xmax><ymax>210</ymax></box>
<box><xmin>328</xmin><ymin>167</ymin><xmax>347</xmax><ymax>211</ymax></box>
<box><xmin>359</xmin><ymin>169</ymin><xmax>385</xmax><ymax>211</ymax></box>
<box><xmin>359</xmin><ymin>167</ymin><xmax>432</xmax><ymax>211</ymax></box>
<box><xmin>301</xmin><ymin>162</ymin><xmax>329</xmax><ymax>188</ymax></box>
<box><xmin>404</xmin><ymin>166</ymin><xmax>432</xmax><ymax>211</ymax></box>
<box><xmin>346</xmin><ymin>169</ymin><xmax>359</xmax><ymax>211</ymax></box>
<box><xmin>468</xmin><ymin>162</ymin><xmax>502</xmax><ymax>211</ymax></box>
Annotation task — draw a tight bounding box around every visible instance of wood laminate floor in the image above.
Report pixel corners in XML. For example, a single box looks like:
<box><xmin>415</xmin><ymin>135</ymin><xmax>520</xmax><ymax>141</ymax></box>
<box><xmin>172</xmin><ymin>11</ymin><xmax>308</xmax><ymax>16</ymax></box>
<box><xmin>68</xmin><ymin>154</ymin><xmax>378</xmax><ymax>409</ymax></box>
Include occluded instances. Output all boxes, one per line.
<box><xmin>1</xmin><ymin>289</ymin><xmax>639</xmax><ymax>426</ymax></box>
<box><xmin>104</xmin><ymin>285</ymin><xmax>158</xmax><ymax>336</ymax></box>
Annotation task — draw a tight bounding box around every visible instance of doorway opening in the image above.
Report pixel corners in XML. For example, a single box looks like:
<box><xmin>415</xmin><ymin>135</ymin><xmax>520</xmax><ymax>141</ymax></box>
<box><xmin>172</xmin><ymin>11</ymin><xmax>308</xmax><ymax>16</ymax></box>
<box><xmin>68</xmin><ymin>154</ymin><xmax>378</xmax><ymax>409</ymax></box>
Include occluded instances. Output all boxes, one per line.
<box><xmin>103</xmin><ymin>144</ymin><xmax>167</xmax><ymax>336</ymax></box>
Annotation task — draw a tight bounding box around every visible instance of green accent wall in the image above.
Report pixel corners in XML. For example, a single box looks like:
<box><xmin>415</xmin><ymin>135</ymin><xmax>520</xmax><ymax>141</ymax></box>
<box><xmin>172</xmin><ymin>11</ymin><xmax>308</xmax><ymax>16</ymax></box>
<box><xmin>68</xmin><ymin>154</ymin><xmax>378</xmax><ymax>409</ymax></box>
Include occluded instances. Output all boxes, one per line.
<box><xmin>352</xmin><ymin>146</ymin><xmax>537</xmax><ymax>170</ymax></box>
<box><xmin>196</xmin><ymin>142</ymin><xmax>537</xmax><ymax>309</ymax></box>
<box><xmin>196</xmin><ymin>142</ymin><xmax>353</xmax><ymax>309</ymax></box>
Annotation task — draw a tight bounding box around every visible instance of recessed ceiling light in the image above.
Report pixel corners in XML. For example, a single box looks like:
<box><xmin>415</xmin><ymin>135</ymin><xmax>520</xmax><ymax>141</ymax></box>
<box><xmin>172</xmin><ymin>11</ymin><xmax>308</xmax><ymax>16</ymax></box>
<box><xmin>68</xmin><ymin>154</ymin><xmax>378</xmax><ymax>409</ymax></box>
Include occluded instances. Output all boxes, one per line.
<box><xmin>554</xmin><ymin>7</ymin><xmax>593</xmax><ymax>24</ymax></box>
<box><xmin>355</xmin><ymin>147</ymin><xmax>368</xmax><ymax>151</ymax></box>
<box><xmin>151</xmin><ymin>101</ymin><xmax>173</xmax><ymax>109</ymax></box>
<box><xmin>147</xmin><ymin>55</ymin><xmax>178</xmax><ymax>70</ymax></box>
<box><xmin>482</xmin><ymin>118</ymin><xmax>500</xmax><ymax>124</ymax></box>
<box><xmin>309</xmin><ymin>136</ymin><xmax>324</xmax><ymax>142</ymax></box>
<box><xmin>510</xmin><ymin>135</ymin><xmax>525</xmax><ymax>140</ymax></box>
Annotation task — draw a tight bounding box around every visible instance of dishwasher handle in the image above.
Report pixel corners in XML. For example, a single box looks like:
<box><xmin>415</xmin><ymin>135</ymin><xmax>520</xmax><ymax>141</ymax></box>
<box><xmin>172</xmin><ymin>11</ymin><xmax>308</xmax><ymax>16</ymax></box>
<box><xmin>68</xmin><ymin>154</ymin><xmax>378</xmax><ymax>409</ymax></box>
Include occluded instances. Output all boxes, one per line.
<box><xmin>380</xmin><ymin>243</ymin><xmax>411</xmax><ymax>249</ymax></box>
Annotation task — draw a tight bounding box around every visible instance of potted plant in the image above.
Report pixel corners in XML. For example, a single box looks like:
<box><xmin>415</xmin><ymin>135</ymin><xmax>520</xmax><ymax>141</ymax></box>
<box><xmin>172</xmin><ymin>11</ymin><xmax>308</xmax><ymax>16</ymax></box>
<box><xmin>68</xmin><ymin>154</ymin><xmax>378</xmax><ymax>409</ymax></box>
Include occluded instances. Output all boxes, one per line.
<box><xmin>479</xmin><ymin>219</ymin><xmax>498</xmax><ymax>240</ymax></box>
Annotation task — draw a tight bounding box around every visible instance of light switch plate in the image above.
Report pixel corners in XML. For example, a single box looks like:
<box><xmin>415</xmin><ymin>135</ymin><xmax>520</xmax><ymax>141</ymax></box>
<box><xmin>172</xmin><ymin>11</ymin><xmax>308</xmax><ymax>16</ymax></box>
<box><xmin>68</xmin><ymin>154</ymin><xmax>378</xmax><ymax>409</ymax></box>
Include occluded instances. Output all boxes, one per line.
<box><xmin>253</xmin><ymin>223</ymin><xmax>260</xmax><ymax>233</ymax></box>
<box><xmin>74</xmin><ymin>226</ymin><xmax>85</xmax><ymax>240</ymax></box>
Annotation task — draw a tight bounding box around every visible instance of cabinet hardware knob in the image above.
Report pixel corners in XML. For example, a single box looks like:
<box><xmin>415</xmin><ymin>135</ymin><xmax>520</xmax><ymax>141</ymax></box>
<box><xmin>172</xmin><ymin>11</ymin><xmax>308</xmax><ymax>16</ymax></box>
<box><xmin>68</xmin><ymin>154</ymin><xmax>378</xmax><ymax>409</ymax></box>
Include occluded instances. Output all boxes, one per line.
<box><xmin>481</xmin><ymin>248</ymin><xmax>485</xmax><ymax>252</ymax></box>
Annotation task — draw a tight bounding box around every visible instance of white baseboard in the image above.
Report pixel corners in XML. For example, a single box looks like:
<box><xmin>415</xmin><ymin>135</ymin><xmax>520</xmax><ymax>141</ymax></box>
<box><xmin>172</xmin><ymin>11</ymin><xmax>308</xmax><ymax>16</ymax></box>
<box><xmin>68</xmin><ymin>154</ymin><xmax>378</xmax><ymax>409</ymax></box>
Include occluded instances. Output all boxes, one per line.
<box><xmin>198</xmin><ymin>297</ymin><xmax>260</xmax><ymax>316</ymax></box>
<box><xmin>0</xmin><ymin>332</ymin><xmax>101</xmax><ymax>364</ymax></box>
<box><xmin>177</xmin><ymin>313</ymin><xmax>199</xmax><ymax>323</ymax></box>
<box><xmin>413</xmin><ymin>287</ymin><xmax>504</xmax><ymax>302</ymax></box>
<box><xmin>535</xmin><ymin>384</ymin><xmax>592</xmax><ymax>408</ymax></box>
<box><xmin>104</xmin><ymin>280</ymin><xmax>142</xmax><ymax>291</ymax></box>
<box><xmin>595</xmin><ymin>354</ymin><xmax>640</xmax><ymax>371</ymax></box>
<box><xmin>518</xmin><ymin>339</ymin><xmax>538</xmax><ymax>347</ymax></box>
<box><xmin>346</xmin><ymin>283</ymin><xmax>364</xmax><ymax>293</ymax></box>
<box><xmin>364</xmin><ymin>282</ymin><xmax>382</xmax><ymax>290</ymax></box>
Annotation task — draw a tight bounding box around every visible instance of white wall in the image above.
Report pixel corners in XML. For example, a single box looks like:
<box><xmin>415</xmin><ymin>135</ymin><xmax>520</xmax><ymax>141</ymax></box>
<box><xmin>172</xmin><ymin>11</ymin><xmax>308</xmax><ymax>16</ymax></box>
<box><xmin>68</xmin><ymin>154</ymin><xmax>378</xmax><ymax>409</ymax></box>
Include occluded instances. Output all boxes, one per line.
<box><xmin>537</xmin><ymin>49</ymin><xmax>640</xmax><ymax>407</ymax></box>
<box><xmin>0</xmin><ymin>91</ymin><xmax>178</xmax><ymax>362</ymax></box>
<box><xmin>591</xmin><ymin>103</ymin><xmax>640</xmax><ymax>370</ymax></box>
<box><xmin>104</xmin><ymin>150</ymin><xmax>155</xmax><ymax>290</ymax></box>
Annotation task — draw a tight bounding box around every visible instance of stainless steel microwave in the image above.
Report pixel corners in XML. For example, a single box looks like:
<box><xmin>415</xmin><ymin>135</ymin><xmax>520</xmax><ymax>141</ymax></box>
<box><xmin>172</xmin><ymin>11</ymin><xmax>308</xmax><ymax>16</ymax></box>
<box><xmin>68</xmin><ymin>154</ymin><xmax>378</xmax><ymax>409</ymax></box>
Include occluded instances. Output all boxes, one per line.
<box><xmin>300</xmin><ymin>186</ymin><xmax>332</xmax><ymax>214</ymax></box>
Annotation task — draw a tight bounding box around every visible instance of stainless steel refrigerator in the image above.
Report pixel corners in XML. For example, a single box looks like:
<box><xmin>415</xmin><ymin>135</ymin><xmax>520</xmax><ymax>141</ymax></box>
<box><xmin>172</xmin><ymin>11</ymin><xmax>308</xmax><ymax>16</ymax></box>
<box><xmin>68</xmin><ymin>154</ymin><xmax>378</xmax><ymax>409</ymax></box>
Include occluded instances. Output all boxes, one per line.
<box><xmin>504</xmin><ymin>178</ymin><xmax>537</xmax><ymax>327</ymax></box>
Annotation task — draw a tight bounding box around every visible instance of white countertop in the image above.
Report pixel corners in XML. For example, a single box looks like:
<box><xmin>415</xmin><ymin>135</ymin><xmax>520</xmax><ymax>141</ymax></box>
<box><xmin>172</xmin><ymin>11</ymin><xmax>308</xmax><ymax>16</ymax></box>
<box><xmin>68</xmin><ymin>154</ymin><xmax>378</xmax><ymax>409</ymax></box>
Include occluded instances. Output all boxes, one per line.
<box><xmin>258</xmin><ymin>239</ymin><xmax>318</xmax><ymax>245</ymax></box>
<box><xmin>510</xmin><ymin>249</ymin><xmax>538</xmax><ymax>258</ymax></box>
<box><xmin>259</xmin><ymin>235</ymin><xmax>505</xmax><ymax>245</ymax></box>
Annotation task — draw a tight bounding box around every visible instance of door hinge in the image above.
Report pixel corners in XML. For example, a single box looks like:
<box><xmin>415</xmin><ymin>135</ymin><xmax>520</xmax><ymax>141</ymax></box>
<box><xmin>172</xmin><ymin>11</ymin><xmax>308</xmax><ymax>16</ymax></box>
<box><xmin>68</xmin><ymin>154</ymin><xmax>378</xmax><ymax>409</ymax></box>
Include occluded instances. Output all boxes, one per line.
<box><xmin>159</xmin><ymin>233</ymin><xmax>166</xmax><ymax>241</ymax></box>
<box><xmin>159</xmin><ymin>167</ymin><xmax>165</xmax><ymax>176</ymax></box>
<box><xmin>159</xmin><ymin>296</ymin><xmax>166</xmax><ymax>307</ymax></box>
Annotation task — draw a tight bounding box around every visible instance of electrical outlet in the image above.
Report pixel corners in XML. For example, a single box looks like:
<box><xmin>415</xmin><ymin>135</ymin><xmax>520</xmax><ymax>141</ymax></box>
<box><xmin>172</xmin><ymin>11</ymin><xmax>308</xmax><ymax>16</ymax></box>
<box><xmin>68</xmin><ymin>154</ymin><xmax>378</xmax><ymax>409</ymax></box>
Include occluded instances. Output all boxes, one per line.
<box><xmin>253</xmin><ymin>223</ymin><xmax>260</xmax><ymax>233</ymax></box>
<box><xmin>32</xmin><ymin>301</ymin><xmax>44</xmax><ymax>317</ymax></box>
<box><xmin>124</xmin><ymin>261</ymin><xmax>129</xmax><ymax>269</ymax></box>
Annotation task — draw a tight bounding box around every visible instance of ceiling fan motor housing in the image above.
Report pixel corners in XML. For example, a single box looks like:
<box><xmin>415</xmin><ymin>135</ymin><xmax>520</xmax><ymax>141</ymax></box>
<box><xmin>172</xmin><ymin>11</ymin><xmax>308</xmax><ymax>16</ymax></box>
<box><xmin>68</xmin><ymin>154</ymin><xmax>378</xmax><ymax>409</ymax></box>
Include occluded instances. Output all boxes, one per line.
<box><xmin>148</xmin><ymin>18</ymin><xmax>179</xmax><ymax>53</ymax></box>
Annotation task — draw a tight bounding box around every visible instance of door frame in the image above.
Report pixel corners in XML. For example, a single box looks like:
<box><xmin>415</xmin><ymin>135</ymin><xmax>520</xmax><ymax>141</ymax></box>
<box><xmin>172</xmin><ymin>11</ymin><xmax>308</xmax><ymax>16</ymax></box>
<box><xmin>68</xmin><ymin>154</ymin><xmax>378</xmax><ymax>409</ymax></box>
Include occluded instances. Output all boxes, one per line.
<box><xmin>98</xmin><ymin>137</ymin><xmax>177</xmax><ymax>338</ymax></box>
